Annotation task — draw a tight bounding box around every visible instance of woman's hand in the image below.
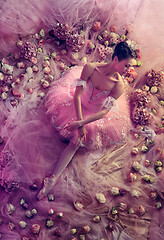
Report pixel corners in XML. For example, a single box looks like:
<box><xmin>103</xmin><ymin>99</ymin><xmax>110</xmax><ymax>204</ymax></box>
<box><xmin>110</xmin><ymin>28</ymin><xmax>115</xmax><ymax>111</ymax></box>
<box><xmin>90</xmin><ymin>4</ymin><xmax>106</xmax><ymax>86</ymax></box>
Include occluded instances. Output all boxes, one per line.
<box><xmin>64</xmin><ymin>120</ymin><xmax>82</xmax><ymax>131</ymax></box>
<box><xmin>64</xmin><ymin>121</ymin><xmax>87</xmax><ymax>141</ymax></box>
<box><xmin>78</xmin><ymin>125</ymin><xmax>87</xmax><ymax>141</ymax></box>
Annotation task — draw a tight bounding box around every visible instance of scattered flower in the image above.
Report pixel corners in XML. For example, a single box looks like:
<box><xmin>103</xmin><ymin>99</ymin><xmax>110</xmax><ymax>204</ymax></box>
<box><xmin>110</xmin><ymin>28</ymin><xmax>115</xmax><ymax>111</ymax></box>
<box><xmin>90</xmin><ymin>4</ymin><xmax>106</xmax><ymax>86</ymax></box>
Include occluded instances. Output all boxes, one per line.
<box><xmin>93</xmin><ymin>21</ymin><xmax>101</xmax><ymax>31</ymax></box>
<box><xmin>19</xmin><ymin>221</ymin><xmax>27</xmax><ymax>229</ymax></box>
<box><xmin>32</xmin><ymin>224</ymin><xmax>40</xmax><ymax>234</ymax></box>
<box><xmin>96</xmin><ymin>193</ymin><xmax>106</xmax><ymax>203</ymax></box>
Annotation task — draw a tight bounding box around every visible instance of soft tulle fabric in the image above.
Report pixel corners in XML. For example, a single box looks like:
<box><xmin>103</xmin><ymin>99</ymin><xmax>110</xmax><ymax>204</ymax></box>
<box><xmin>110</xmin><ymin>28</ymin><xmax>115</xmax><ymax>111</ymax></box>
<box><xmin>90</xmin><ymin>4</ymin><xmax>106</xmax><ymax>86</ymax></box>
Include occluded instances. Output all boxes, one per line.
<box><xmin>45</xmin><ymin>65</ymin><xmax>132</xmax><ymax>148</ymax></box>
<box><xmin>0</xmin><ymin>0</ymin><xmax>164</xmax><ymax>240</ymax></box>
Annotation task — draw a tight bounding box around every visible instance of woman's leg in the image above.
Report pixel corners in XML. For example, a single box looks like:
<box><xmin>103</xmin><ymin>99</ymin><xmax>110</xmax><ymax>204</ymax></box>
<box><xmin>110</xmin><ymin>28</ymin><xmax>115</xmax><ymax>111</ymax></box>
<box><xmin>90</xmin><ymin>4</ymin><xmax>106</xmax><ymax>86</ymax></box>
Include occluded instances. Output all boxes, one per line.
<box><xmin>53</xmin><ymin>142</ymin><xmax>79</xmax><ymax>177</ymax></box>
<box><xmin>37</xmin><ymin>142</ymin><xmax>79</xmax><ymax>200</ymax></box>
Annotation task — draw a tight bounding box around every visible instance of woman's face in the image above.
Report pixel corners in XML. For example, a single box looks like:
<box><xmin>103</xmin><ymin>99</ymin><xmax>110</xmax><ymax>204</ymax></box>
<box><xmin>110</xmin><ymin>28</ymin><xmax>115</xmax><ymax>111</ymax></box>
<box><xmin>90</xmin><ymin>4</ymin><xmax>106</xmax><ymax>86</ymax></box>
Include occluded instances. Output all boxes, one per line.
<box><xmin>113</xmin><ymin>57</ymin><xmax>136</xmax><ymax>75</ymax></box>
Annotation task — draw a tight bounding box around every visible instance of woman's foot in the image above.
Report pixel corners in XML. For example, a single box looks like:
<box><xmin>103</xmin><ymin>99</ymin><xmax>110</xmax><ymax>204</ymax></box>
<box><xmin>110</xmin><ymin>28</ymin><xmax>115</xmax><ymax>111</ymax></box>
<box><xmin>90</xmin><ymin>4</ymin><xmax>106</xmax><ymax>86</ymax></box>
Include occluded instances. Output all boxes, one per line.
<box><xmin>37</xmin><ymin>174</ymin><xmax>57</xmax><ymax>200</ymax></box>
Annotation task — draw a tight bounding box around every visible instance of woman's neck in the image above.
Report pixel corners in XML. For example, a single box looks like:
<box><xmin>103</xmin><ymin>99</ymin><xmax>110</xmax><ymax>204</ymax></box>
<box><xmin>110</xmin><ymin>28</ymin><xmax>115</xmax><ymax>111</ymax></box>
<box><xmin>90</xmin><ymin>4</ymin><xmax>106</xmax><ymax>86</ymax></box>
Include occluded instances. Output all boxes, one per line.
<box><xmin>100</xmin><ymin>62</ymin><xmax>115</xmax><ymax>76</ymax></box>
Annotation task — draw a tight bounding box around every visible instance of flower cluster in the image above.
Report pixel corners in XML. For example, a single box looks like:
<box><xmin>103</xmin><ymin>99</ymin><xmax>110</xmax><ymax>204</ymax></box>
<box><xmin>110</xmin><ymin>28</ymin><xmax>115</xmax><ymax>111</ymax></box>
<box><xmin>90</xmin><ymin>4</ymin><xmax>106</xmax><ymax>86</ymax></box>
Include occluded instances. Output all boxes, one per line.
<box><xmin>124</xmin><ymin>67</ymin><xmax>138</xmax><ymax>83</ymax></box>
<box><xmin>50</xmin><ymin>23</ymin><xmax>71</xmax><ymax>41</ymax></box>
<box><xmin>20</xmin><ymin>41</ymin><xmax>37</xmax><ymax>62</ymax></box>
<box><xmin>131</xmin><ymin>107</ymin><xmax>150</xmax><ymax>125</ymax></box>
<box><xmin>49</xmin><ymin>21</ymin><xmax>142</xmax><ymax>64</ymax></box>
<box><xmin>0</xmin><ymin>59</ymin><xmax>27</xmax><ymax>103</ymax></box>
<box><xmin>0</xmin><ymin>151</ymin><xmax>19</xmax><ymax>192</ymax></box>
<box><xmin>0</xmin><ymin>43</ymin><xmax>56</xmax><ymax>104</ymax></box>
<box><xmin>97</xmin><ymin>29</ymin><xmax>121</xmax><ymax>47</ymax></box>
<box><xmin>97</xmin><ymin>44</ymin><xmax>113</xmax><ymax>59</ymax></box>
<box><xmin>145</xmin><ymin>69</ymin><xmax>164</xmax><ymax>87</ymax></box>
<box><xmin>130</xmin><ymin>89</ymin><xmax>150</xmax><ymax>107</ymax></box>
<box><xmin>49</xmin><ymin>22</ymin><xmax>85</xmax><ymax>52</ymax></box>
<box><xmin>95</xmin><ymin>25</ymin><xmax>141</xmax><ymax>62</ymax></box>
<box><xmin>86</xmin><ymin>40</ymin><xmax>95</xmax><ymax>54</ymax></box>
<box><xmin>66</xmin><ymin>32</ymin><xmax>85</xmax><ymax>52</ymax></box>
<box><xmin>92</xmin><ymin>21</ymin><xmax>101</xmax><ymax>32</ymax></box>
<box><xmin>126</xmin><ymin>39</ymin><xmax>141</xmax><ymax>58</ymax></box>
<box><xmin>130</xmin><ymin>89</ymin><xmax>151</xmax><ymax>125</ymax></box>
<box><xmin>0</xmin><ymin>62</ymin><xmax>14</xmax><ymax>100</ymax></box>
<box><xmin>0</xmin><ymin>178</ymin><xmax>19</xmax><ymax>192</ymax></box>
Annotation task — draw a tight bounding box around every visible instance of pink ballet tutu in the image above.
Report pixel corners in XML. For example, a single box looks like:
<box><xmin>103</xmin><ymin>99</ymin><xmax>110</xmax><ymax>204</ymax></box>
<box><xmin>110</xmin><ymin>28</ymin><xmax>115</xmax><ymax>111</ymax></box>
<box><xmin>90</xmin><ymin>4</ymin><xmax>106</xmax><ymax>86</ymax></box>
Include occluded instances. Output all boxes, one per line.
<box><xmin>45</xmin><ymin>65</ymin><xmax>133</xmax><ymax>149</ymax></box>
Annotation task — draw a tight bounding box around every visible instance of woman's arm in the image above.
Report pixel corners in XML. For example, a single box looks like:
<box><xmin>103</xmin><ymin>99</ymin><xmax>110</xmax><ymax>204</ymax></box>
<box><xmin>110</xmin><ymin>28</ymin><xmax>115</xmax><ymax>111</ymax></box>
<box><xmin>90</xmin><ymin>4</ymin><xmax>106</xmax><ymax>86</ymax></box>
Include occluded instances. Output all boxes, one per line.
<box><xmin>65</xmin><ymin>107</ymin><xmax>109</xmax><ymax>131</ymax></box>
<box><xmin>73</xmin><ymin>86</ymin><xmax>84</xmax><ymax>121</ymax></box>
<box><xmin>73</xmin><ymin>63</ymin><xmax>95</xmax><ymax>121</ymax></box>
<box><xmin>80</xmin><ymin>107</ymin><xmax>109</xmax><ymax>126</ymax></box>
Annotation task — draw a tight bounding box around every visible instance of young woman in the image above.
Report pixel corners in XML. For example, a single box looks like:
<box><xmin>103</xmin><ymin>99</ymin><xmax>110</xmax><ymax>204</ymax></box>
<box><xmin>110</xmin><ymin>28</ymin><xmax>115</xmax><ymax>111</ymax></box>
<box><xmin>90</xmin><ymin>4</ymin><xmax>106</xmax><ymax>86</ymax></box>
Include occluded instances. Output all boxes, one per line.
<box><xmin>37</xmin><ymin>41</ymin><xmax>137</xmax><ymax>200</ymax></box>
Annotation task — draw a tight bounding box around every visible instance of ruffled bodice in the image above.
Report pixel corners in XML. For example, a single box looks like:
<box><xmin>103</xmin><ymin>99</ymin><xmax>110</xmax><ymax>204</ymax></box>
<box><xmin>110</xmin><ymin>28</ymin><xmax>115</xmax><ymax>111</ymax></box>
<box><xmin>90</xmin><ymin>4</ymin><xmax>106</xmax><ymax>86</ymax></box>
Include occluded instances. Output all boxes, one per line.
<box><xmin>76</xmin><ymin>78</ymin><xmax>113</xmax><ymax>113</ymax></box>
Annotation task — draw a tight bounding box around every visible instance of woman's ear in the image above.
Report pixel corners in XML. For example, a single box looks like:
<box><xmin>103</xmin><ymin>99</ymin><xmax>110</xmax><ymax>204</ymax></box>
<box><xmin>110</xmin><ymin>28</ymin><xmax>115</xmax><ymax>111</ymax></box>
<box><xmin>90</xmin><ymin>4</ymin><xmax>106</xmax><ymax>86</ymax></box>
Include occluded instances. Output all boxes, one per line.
<box><xmin>113</xmin><ymin>56</ymin><xmax>119</xmax><ymax>63</ymax></box>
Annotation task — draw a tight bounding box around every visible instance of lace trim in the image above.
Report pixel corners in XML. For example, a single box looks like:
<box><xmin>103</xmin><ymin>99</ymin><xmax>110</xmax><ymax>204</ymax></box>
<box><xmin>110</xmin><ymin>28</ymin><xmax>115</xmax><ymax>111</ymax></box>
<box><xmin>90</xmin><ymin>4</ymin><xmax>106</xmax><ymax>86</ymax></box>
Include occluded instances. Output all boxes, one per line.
<box><xmin>103</xmin><ymin>96</ymin><xmax>118</xmax><ymax>112</ymax></box>
<box><xmin>74</xmin><ymin>78</ymin><xmax>87</xmax><ymax>89</ymax></box>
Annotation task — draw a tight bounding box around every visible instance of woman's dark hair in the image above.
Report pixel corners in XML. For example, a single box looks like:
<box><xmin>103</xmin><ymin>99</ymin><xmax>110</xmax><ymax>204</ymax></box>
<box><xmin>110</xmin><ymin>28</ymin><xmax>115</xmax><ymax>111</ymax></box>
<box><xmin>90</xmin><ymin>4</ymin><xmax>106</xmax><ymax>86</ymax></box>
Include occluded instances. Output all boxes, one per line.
<box><xmin>112</xmin><ymin>41</ymin><xmax>138</xmax><ymax>61</ymax></box>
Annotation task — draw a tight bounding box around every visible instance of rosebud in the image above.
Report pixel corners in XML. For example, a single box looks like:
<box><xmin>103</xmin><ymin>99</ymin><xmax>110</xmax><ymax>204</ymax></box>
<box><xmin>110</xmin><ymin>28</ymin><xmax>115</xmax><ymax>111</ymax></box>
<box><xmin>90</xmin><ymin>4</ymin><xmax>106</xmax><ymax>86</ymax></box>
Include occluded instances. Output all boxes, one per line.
<box><xmin>93</xmin><ymin>21</ymin><xmax>101</xmax><ymax>31</ymax></box>
<box><xmin>155</xmin><ymin>160</ymin><xmax>163</xmax><ymax>167</ymax></box>
<box><xmin>46</xmin><ymin>219</ymin><xmax>54</xmax><ymax>228</ymax></box>
<box><xmin>19</xmin><ymin>221</ymin><xmax>27</xmax><ymax>229</ymax></box>
<box><xmin>82</xmin><ymin>225</ymin><xmax>91</xmax><ymax>233</ymax></box>
<box><xmin>43</xmin><ymin>66</ymin><xmax>51</xmax><ymax>74</ymax></box>
<box><xmin>132</xmin><ymin>161</ymin><xmax>141</xmax><ymax>171</ymax></box>
<box><xmin>6</xmin><ymin>203</ymin><xmax>15</xmax><ymax>215</ymax></box>
<box><xmin>150</xmin><ymin>191</ymin><xmax>158</xmax><ymax>200</ymax></box>
<box><xmin>48</xmin><ymin>208</ymin><xmax>54</xmax><ymax>215</ymax></box>
<box><xmin>17</xmin><ymin>40</ymin><xmax>23</xmax><ymax>47</ymax></box>
<box><xmin>127</xmin><ymin>172</ymin><xmax>137</xmax><ymax>182</ymax></box>
<box><xmin>32</xmin><ymin>224</ymin><xmax>40</xmax><ymax>234</ymax></box>
<box><xmin>17</xmin><ymin>62</ymin><xmax>25</xmax><ymax>68</ymax></box>
<box><xmin>38</xmin><ymin>39</ymin><xmax>44</xmax><ymax>46</ymax></box>
<box><xmin>96</xmin><ymin>193</ymin><xmax>106</xmax><ymax>203</ymax></box>
<box><xmin>74</xmin><ymin>201</ymin><xmax>83</xmax><ymax>211</ymax></box>
<box><xmin>110</xmin><ymin>187</ymin><xmax>120</xmax><ymax>196</ymax></box>
<box><xmin>57</xmin><ymin>212</ymin><xmax>63</xmax><ymax>218</ymax></box>
<box><xmin>144</xmin><ymin>159</ymin><xmax>151</xmax><ymax>167</ymax></box>
<box><xmin>111</xmin><ymin>207</ymin><xmax>118</xmax><ymax>215</ymax></box>
<box><xmin>51</xmin><ymin>52</ymin><xmax>56</xmax><ymax>59</ymax></box>
<box><xmin>70</xmin><ymin>228</ymin><xmax>77</xmax><ymax>234</ymax></box>
<box><xmin>110</xmin><ymin>25</ymin><xmax>117</xmax><ymax>32</ymax></box>
<box><xmin>156</xmin><ymin>202</ymin><xmax>162</xmax><ymax>209</ymax></box>
<box><xmin>39</xmin><ymin>29</ymin><xmax>45</xmax><ymax>38</ymax></box>
<box><xmin>138</xmin><ymin>205</ymin><xmax>145</xmax><ymax>215</ymax></box>
<box><xmin>92</xmin><ymin>215</ymin><xmax>101</xmax><ymax>223</ymax></box>
<box><xmin>31</xmin><ymin>57</ymin><xmax>37</xmax><ymax>64</ymax></box>
<box><xmin>131</xmin><ymin>147</ymin><xmax>139</xmax><ymax>155</ymax></box>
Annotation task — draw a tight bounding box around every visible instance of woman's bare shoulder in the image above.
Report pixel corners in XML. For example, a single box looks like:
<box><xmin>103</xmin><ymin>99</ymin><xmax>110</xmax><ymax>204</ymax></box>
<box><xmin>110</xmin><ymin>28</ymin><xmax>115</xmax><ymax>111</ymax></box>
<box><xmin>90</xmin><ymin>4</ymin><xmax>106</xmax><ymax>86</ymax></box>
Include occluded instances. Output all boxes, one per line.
<box><xmin>87</xmin><ymin>62</ymin><xmax>106</xmax><ymax>69</ymax></box>
<box><xmin>110</xmin><ymin>72</ymin><xmax>125</xmax><ymax>99</ymax></box>
<box><xmin>81</xmin><ymin>63</ymin><xmax>96</xmax><ymax>80</ymax></box>
<box><xmin>85</xmin><ymin>62</ymin><xmax>100</xmax><ymax>69</ymax></box>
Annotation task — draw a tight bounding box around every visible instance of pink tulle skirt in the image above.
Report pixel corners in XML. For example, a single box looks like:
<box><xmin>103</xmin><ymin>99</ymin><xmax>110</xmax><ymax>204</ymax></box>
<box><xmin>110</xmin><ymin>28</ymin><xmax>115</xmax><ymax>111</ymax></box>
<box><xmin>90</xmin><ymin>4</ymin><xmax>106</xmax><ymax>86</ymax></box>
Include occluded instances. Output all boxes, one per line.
<box><xmin>45</xmin><ymin>66</ymin><xmax>133</xmax><ymax>149</ymax></box>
